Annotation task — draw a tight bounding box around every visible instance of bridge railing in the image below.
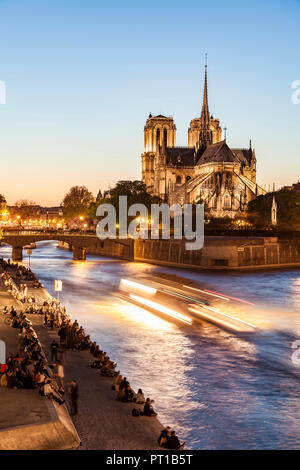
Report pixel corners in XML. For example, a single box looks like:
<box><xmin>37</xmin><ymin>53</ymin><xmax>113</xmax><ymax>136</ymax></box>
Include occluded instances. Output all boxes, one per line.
<box><xmin>1</xmin><ymin>230</ymin><xmax>96</xmax><ymax>236</ymax></box>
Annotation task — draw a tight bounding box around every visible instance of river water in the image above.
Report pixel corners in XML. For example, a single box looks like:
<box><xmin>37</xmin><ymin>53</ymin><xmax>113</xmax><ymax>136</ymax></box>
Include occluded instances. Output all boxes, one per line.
<box><xmin>1</xmin><ymin>241</ymin><xmax>300</xmax><ymax>449</ymax></box>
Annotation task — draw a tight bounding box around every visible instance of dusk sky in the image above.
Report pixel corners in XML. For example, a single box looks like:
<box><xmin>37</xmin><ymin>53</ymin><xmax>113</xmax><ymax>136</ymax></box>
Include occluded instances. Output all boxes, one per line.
<box><xmin>0</xmin><ymin>0</ymin><xmax>299</xmax><ymax>206</ymax></box>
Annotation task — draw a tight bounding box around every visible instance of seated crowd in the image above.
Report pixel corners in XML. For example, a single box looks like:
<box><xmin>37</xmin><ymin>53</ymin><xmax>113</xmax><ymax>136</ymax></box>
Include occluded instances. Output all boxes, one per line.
<box><xmin>0</xmin><ymin>258</ymin><xmax>42</xmax><ymax>284</ymax></box>
<box><xmin>0</xmin><ymin>311</ymin><xmax>65</xmax><ymax>405</ymax></box>
<box><xmin>0</xmin><ymin>258</ymin><xmax>42</xmax><ymax>302</ymax></box>
<box><xmin>0</xmin><ymin>260</ymin><xmax>185</xmax><ymax>449</ymax></box>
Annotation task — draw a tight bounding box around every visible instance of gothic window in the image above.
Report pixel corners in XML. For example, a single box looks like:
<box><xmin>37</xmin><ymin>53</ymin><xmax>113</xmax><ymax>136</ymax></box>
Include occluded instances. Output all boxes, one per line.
<box><xmin>224</xmin><ymin>195</ymin><xmax>231</xmax><ymax>208</ymax></box>
<box><xmin>156</xmin><ymin>128</ymin><xmax>160</xmax><ymax>143</ymax></box>
<box><xmin>176</xmin><ymin>175</ymin><xmax>182</xmax><ymax>184</ymax></box>
<box><xmin>164</xmin><ymin>129</ymin><xmax>168</xmax><ymax>147</ymax></box>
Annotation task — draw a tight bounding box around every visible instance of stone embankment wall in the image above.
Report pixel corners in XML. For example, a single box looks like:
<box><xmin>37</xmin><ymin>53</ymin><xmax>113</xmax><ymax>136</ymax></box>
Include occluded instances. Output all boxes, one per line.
<box><xmin>59</xmin><ymin>236</ymin><xmax>300</xmax><ymax>270</ymax></box>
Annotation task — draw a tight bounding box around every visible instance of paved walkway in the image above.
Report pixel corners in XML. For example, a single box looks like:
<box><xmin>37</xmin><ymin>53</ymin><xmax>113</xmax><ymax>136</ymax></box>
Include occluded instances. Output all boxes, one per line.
<box><xmin>1</xmin><ymin>273</ymin><xmax>163</xmax><ymax>449</ymax></box>
<box><xmin>0</xmin><ymin>281</ymin><xmax>52</xmax><ymax>431</ymax></box>
<box><xmin>30</xmin><ymin>294</ymin><xmax>163</xmax><ymax>449</ymax></box>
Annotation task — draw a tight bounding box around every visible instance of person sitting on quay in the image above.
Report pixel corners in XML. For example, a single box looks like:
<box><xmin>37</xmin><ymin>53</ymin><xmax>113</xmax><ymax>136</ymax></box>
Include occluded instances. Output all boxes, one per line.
<box><xmin>166</xmin><ymin>430</ymin><xmax>185</xmax><ymax>450</ymax></box>
<box><xmin>3</xmin><ymin>305</ymin><xmax>9</xmax><ymax>315</ymax></box>
<box><xmin>41</xmin><ymin>378</ymin><xmax>65</xmax><ymax>405</ymax></box>
<box><xmin>122</xmin><ymin>384</ymin><xmax>134</xmax><ymax>402</ymax></box>
<box><xmin>119</xmin><ymin>376</ymin><xmax>129</xmax><ymax>392</ymax></box>
<box><xmin>100</xmin><ymin>359</ymin><xmax>117</xmax><ymax>377</ymax></box>
<box><xmin>135</xmin><ymin>388</ymin><xmax>145</xmax><ymax>404</ymax></box>
<box><xmin>79</xmin><ymin>334</ymin><xmax>91</xmax><ymax>350</ymax></box>
<box><xmin>157</xmin><ymin>426</ymin><xmax>171</xmax><ymax>447</ymax></box>
<box><xmin>116</xmin><ymin>386</ymin><xmax>125</xmax><ymax>401</ymax></box>
<box><xmin>143</xmin><ymin>398</ymin><xmax>157</xmax><ymax>417</ymax></box>
<box><xmin>6</xmin><ymin>353</ymin><xmax>15</xmax><ymax>372</ymax></box>
<box><xmin>113</xmin><ymin>371</ymin><xmax>122</xmax><ymax>391</ymax></box>
<box><xmin>90</xmin><ymin>341</ymin><xmax>97</xmax><ymax>355</ymax></box>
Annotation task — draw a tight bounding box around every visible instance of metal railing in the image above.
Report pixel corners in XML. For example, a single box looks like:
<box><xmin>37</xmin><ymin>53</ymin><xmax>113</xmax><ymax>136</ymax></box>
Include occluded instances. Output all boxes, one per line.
<box><xmin>1</xmin><ymin>230</ymin><xmax>96</xmax><ymax>237</ymax></box>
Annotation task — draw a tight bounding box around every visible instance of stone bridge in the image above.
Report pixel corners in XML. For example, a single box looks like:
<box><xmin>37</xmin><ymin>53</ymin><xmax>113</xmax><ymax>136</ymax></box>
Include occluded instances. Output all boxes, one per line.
<box><xmin>0</xmin><ymin>231</ymin><xmax>133</xmax><ymax>261</ymax></box>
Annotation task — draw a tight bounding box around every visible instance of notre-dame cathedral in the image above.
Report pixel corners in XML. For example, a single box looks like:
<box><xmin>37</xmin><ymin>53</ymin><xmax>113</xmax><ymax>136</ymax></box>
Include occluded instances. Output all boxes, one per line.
<box><xmin>141</xmin><ymin>63</ymin><xmax>265</xmax><ymax>218</ymax></box>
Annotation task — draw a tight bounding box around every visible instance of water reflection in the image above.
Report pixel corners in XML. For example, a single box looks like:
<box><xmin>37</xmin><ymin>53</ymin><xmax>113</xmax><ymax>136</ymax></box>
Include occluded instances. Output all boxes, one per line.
<box><xmin>1</xmin><ymin>241</ymin><xmax>300</xmax><ymax>449</ymax></box>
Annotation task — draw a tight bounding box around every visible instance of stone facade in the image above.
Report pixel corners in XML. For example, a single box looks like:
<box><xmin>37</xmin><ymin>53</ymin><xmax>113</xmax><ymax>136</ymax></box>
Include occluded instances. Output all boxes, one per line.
<box><xmin>141</xmin><ymin>65</ymin><xmax>265</xmax><ymax>218</ymax></box>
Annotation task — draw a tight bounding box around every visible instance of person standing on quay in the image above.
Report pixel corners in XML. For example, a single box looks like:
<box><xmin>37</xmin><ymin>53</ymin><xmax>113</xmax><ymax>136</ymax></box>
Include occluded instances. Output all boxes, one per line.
<box><xmin>68</xmin><ymin>380</ymin><xmax>78</xmax><ymax>415</ymax></box>
<box><xmin>50</xmin><ymin>339</ymin><xmax>59</xmax><ymax>362</ymax></box>
<box><xmin>55</xmin><ymin>360</ymin><xmax>65</xmax><ymax>392</ymax></box>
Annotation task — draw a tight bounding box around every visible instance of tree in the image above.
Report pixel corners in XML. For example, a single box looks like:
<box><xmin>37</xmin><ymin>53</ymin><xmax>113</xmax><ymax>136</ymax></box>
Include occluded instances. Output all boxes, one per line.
<box><xmin>13</xmin><ymin>200</ymin><xmax>39</xmax><ymax>218</ymax></box>
<box><xmin>109</xmin><ymin>180</ymin><xmax>156</xmax><ymax>209</ymax></box>
<box><xmin>247</xmin><ymin>189</ymin><xmax>300</xmax><ymax>229</ymax></box>
<box><xmin>62</xmin><ymin>186</ymin><xmax>94</xmax><ymax>221</ymax></box>
<box><xmin>93</xmin><ymin>180</ymin><xmax>161</xmax><ymax>220</ymax></box>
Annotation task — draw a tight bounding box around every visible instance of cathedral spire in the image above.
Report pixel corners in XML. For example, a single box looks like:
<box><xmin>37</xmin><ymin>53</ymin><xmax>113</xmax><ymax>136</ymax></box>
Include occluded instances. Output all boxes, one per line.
<box><xmin>200</xmin><ymin>53</ymin><xmax>210</xmax><ymax>128</ymax></box>
<box><xmin>198</xmin><ymin>54</ymin><xmax>212</xmax><ymax>148</ymax></box>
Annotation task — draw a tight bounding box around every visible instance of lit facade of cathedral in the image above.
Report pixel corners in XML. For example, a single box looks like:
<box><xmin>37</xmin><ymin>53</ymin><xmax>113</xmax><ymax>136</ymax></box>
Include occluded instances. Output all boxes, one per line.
<box><xmin>141</xmin><ymin>64</ymin><xmax>265</xmax><ymax>218</ymax></box>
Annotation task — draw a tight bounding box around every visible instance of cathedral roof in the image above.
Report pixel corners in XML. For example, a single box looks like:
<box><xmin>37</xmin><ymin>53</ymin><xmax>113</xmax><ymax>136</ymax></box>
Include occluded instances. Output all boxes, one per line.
<box><xmin>231</xmin><ymin>148</ymin><xmax>253</xmax><ymax>166</ymax></box>
<box><xmin>163</xmin><ymin>141</ymin><xmax>253</xmax><ymax>168</ymax></box>
<box><xmin>196</xmin><ymin>140</ymin><xmax>238</xmax><ymax>165</ymax></box>
<box><xmin>165</xmin><ymin>147</ymin><xmax>195</xmax><ymax>166</ymax></box>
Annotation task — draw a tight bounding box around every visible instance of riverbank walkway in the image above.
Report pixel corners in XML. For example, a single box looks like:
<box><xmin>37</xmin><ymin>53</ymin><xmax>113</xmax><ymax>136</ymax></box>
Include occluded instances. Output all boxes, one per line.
<box><xmin>28</xmin><ymin>287</ymin><xmax>163</xmax><ymax>450</ymax></box>
<box><xmin>0</xmin><ymin>281</ymin><xmax>52</xmax><ymax>430</ymax></box>
<box><xmin>0</xmin><ymin>279</ymin><xmax>80</xmax><ymax>450</ymax></box>
<box><xmin>0</xmin><ymin>269</ymin><xmax>163</xmax><ymax>449</ymax></box>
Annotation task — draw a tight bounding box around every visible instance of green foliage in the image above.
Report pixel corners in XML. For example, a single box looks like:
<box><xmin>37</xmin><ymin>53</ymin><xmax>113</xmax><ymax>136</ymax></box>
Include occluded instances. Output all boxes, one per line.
<box><xmin>109</xmin><ymin>180</ymin><xmax>156</xmax><ymax>208</ymax></box>
<box><xmin>95</xmin><ymin>180</ymin><xmax>161</xmax><ymax>220</ymax></box>
<box><xmin>247</xmin><ymin>189</ymin><xmax>300</xmax><ymax>229</ymax></box>
<box><xmin>62</xmin><ymin>186</ymin><xmax>94</xmax><ymax>221</ymax></box>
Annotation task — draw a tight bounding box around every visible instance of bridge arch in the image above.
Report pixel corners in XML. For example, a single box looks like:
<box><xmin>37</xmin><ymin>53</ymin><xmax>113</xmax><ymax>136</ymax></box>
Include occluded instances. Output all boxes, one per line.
<box><xmin>1</xmin><ymin>232</ymin><xmax>90</xmax><ymax>261</ymax></box>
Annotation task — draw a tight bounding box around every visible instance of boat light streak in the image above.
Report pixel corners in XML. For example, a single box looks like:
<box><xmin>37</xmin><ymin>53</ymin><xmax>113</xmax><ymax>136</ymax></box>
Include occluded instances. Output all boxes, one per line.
<box><xmin>129</xmin><ymin>294</ymin><xmax>192</xmax><ymax>325</ymax></box>
<box><xmin>120</xmin><ymin>279</ymin><xmax>157</xmax><ymax>296</ymax></box>
<box><xmin>183</xmin><ymin>285</ymin><xmax>229</xmax><ymax>301</ymax></box>
<box><xmin>160</xmin><ymin>288</ymin><xmax>207</xmax><ymax>305</ymax></box>
<box><xmin>189</xmin><ymin>305</ymin><xmax>257</xmax><ymax>331</ymax></box>
<box><xmin>184</xmin><ymin>285</ymin><xmax>254</xmax><ymax>305</ymax></box>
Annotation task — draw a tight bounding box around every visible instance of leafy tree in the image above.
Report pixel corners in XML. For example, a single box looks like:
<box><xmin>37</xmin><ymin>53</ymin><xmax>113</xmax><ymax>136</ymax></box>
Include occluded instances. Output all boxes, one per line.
<box><xmin>13</xmin><ymin>200</ymin><xmax>39</xmax><ymax>218</ymax></box>
<box><xmin>62</xmin><ymin>186</ymin><xmax>94</xmax><ymax>221</ymax></box>
<box><xmin>93</xmin><ymin>180</ymin><xmax>161</xmax><ymax>220</ymax></box>
<box><xmin>109</xmin><ymin>180</ymin><xmax>157</xmax><ymax>208</ymax></box>
<box><xmin>247</xmin><ymin>189</ymin><xmax>300</xmax><ymax>229</ymax></box>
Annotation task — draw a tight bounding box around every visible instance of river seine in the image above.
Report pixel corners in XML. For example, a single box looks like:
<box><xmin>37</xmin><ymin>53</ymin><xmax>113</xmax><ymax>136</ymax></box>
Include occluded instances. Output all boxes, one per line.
<box><xmin>1</xmin><ymin>241</ymin><xmax>300</xmax><ymax>449</ymax></box>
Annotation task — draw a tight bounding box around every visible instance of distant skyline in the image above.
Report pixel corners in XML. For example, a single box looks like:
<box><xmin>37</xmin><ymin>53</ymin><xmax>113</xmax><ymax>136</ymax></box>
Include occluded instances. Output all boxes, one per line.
<box><xmin>0</xmin><ymin>0</ymin><xmax>299</xmax><ymax>205</ymax></box>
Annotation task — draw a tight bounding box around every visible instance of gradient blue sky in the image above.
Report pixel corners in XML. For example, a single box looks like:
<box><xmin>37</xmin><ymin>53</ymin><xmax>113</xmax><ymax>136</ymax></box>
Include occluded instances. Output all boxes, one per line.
<box><xmin>0</xmin><ymin>0</ymin><xmax>299</xmax><ymax>205</ymax></box>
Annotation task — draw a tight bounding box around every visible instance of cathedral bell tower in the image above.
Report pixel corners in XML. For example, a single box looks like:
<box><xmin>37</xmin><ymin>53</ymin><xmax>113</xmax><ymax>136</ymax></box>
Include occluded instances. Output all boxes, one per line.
<box><xmin>141</xmin><ymin>114</ymin><xmax>176</xmax><ymax>194</ymax></box>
